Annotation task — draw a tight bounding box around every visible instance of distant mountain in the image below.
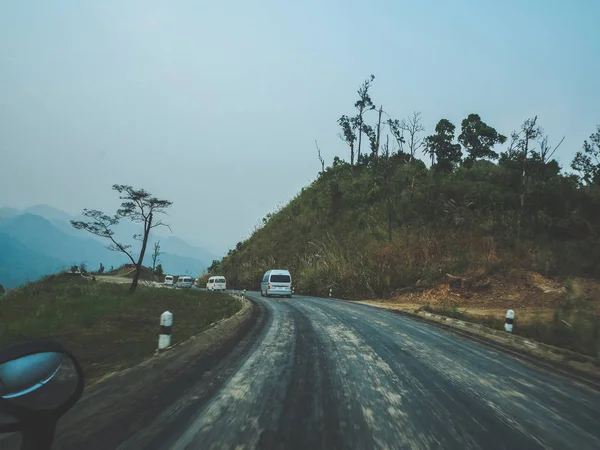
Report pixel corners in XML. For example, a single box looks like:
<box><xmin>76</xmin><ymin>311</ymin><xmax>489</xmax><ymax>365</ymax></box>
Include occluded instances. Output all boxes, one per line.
<box><xmin>0</xmin><ymin>232</ymin><xmax>66</xmax><ymax>288</ymax></box>
<box><xmin>0</xmin><ymin>214</ymin><xmax>128</xmax><ymax>270</ymax></box>
<box><xmin>23</xmin><ymin>204</ymin><xmax>73</xmax><ymax>222</ymax></box>
<box><xmin>155</xmin><ymin>236</ymin><xmax>217</xmax><ymax>264</ymax></box>
<box><xmin>159</xmin><ymin>252</ymin><xmax>208</xmax><ymax>277</ymax></box>
<box><xmin>0</xmin><ymin>207</ymin><xmax>20</xmax><ymax>220</ymax></box>
<box><xmin>0</xmin><ymin>207</ymin><xmax>213</xmax><ymax>288</ymax></box>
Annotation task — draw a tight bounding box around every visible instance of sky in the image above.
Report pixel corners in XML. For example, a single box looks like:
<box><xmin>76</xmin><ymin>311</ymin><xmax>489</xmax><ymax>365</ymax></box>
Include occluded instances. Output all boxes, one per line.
<box><xmin>1</xmin><ymin>0</ymin><xmax>599</xmax><ymax>256</ymax></box>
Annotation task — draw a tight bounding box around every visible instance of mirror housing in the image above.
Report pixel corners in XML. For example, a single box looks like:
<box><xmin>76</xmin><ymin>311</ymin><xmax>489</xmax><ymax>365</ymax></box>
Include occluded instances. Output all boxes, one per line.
<box><xmin>0</xmin><ymin>340</ymin><xmax>85</xmax><ymax>434</ymax></box>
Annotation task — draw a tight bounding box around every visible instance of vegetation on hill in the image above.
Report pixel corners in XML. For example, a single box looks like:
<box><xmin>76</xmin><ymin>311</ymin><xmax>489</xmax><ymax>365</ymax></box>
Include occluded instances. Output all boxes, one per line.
<box><xmin>211</xmin><ymin>76</ymin><xmax>600</xmax><ymax>303</ymax></box>
<box><xmin>0</xmin><ymin>273</ymin><xmax>242</xmax><ymax>382</ymax></box>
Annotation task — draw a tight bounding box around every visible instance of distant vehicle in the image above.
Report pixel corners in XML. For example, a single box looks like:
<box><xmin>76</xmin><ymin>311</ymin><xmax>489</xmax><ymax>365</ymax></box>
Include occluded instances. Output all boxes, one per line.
<box><xmin>164</xmin><ymin>275</ymin><xmax>174</xmax><ymax>286</ymax></box>
<box><xmin>175</xmin><ymin>276</ymin><xmax>193</xmax><ymax>288</ymax></box>
<box><xmin>261</xmin><ymin>269</ymin><xmax>292</xmax><ymax>298</ymax></box>
<box><xmin>206</xmin><ymin>276</ymin><xmax>227</xmax><ymax>291</ymax></box>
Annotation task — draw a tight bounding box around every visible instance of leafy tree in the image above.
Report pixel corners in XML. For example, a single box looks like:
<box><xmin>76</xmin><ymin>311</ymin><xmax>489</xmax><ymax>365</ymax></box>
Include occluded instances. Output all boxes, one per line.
<box><xmin>154</xmin><ymin>264</ymin><xmax>164</xmax><ymax>277</ymax></box>
<box><xmin>97</xmin><ymin>263</ymin><xmax>105</xmax><ymax>274</ymax></box>
<box><xmin>572</xmin><ymin>125</ymin><xmax>600</xmax><ymax>185</ymax></box>
<box><xmin>458</xmin><ymin>113</ymin><xmax>507</xmax><ymax>166</ymax></box>
<box><xmin>70</xmin><ymin>265</ymin><xmax>78</xmax><ymax>273</ymax></box>
<box><xmin>79</xmin><ymin>262</ymin><xmax>87</xmax><ymax>274</ymax></box>
<box><xmin>208</xmin><ymin>259</ymin><xmax>221</xmax><ymax>273</ymax></box>
<box><xmin>387</xmin><ymin>118</ymin><xmax>406</xmax><ymax>157</ymax></box>
<box><xmin>424</xmin><ymin>119</ymin><xmax>462</xmax><ymax>172</ymax></box>
<box><xmin>352</xmin><ymin>75</ymin><xmax>376</xmax><ymax>162</ymax></box>
<box><xmin>0</xmin><ymin>284</ymin><xmax>5</xmax><ymax>295</ymax></box>
<box><xmin>337</xmin><ymin>115</ymin><xmax>356</xmax><ymax>165</ymax></box>
<box><xmin>71</xmin><ymin>184</ymin><xmax>173</xmax><ymax>293</ymax></box>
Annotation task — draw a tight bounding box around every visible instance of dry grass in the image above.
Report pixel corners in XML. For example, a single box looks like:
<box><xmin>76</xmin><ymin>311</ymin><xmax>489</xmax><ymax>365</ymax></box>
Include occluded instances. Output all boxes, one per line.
<box><xmin>362</xmin><ymin>270</ymin><xmax>600</xmax><ymax>357</ymax></box>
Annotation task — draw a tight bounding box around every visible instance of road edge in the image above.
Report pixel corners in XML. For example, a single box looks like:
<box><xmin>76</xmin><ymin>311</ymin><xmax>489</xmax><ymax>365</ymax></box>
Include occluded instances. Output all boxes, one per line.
<box><xmin>351</xmin><ymin>299</ymin><xmax>600</xmax><ymax>390</ymax></box>
<box><xmin>52</xmin><ymin>294</ymin><xmax>265</xmax><ymax>443</ymax></box>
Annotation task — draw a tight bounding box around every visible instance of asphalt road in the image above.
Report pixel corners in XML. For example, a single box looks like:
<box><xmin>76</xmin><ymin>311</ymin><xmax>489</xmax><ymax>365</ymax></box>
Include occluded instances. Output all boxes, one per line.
<box><xmin>6</xmin><ymin>292</ymin><xmax>600</xmax><ymax>449</ymax></box>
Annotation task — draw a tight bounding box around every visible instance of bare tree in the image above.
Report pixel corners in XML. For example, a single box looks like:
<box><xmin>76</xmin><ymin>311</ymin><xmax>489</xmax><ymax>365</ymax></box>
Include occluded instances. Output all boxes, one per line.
<box><xmin>71</xmin><ymin>184</ymin><xmax>173</xmax><ymax>293</ymax></box>
<box><xmin>538</xmin><ymin>134</ymin><xmax>565</xmax><ymax>164</ymax></box>
<box><xmin>381</xmin><ymin>134</ymin><xmax>395</xmax><ymax>242</ymax></box>
<box><xmin>401</xmin><ymin>111</ymin><xmax>425</xmax><ymax>163</ymax></box>
<box><xmin>151</xmin><ymin>240</ymin><xmax>161</xmax><ymax>272</ymax></box>
<box><xmin>315</xmin><ymin>140</ymin><xmax>325</xmax><ymax>173</ymax></box>
<box><xmin>512</xmin><ymin>116</ymin><xmax>543</xmax><ymax>240</ymax></box>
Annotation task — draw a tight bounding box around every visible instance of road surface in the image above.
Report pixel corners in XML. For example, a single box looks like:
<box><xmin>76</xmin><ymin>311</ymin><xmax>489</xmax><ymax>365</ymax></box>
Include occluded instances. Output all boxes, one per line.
<box><xmin>18</xmin><ymin>292</ymin><xmax>600</xmax><ymax>449</ymax></box>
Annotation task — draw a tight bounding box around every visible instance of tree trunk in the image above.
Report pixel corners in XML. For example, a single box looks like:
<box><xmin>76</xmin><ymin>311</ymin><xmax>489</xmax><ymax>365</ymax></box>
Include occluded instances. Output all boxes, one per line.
<box><xmin>129</xmin><ymin>212</ymin><xmax>153</xmax><ymax>293</ymax></box>
<box><xmin>387</xmin><ymin>198</ymin><xmax>393</xmax><ymax>242</ymax></box>
<box><xmin>375</xmin><ymin>106</ymin><xmax>383</xmax><ymax>158</ymax></box>
<box><xmin>357</xmin><ymin>107</ymin><xmax>364</xmax><ymax>162</ymax></box>
<box><xmin>517</xmin><ymin>139</ymin><xmax>528</xmax><ymax>241</ymax></box>
<box><xmin>130</xmin><ymin>266</ymin><xmax>141</xmax><ymax>293</ymax></box>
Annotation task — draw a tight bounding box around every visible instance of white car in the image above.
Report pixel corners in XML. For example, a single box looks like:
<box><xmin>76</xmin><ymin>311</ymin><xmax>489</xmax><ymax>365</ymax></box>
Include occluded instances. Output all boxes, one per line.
<box><xmin>261</xmin><ymin>269</ymin><xmax>292</xmax><ymax>298</ymax></box>
<box><xmin>164</xmin><ymin>275</ymin><xmax>174</xmax><ymax>286</ymax></box>
<box><xmin>206</xmin><ymin>276</ymin><xmax>227</xmax><ymax>291</ymax></box>
<box><xmin>175</xmin><ymin>276</ymin><xmax>193</xmax><ymax>288</ymax></box>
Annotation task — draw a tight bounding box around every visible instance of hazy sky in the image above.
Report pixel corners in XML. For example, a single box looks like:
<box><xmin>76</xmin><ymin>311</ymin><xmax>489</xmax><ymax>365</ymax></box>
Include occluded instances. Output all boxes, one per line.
<box><xmin>1</xmin><ymin>0</ymin><xmax>599</xmax><ymax>256</ymax></box>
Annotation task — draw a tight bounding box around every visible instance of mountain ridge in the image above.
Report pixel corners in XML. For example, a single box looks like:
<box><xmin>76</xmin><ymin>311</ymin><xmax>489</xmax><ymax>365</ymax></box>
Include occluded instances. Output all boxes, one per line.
<box><xmin>0</xmin><ymin>206</ymin><xmax>215</xmax><ymax>288</ymax></box>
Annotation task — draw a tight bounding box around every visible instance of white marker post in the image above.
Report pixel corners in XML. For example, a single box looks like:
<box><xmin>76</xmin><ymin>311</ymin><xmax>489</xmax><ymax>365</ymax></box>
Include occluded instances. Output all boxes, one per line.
<box><xmin>158</xmin><ymin>311</ymin><xmax>173</xmax><ymax>351</ymax></box>
<box><xmin>329</xmin><ymin>288</ymin><xmax>332</xmax><ymax>298</ymax></box>
<box><xmin>243</xmin><ymin>289</ymin><xmax>246</xmax><ymax>299</ymax></box>
<box><xmin>505</xmin><ymin>309</ymin><xmax>515</xmax><ymax>333</ymax></box>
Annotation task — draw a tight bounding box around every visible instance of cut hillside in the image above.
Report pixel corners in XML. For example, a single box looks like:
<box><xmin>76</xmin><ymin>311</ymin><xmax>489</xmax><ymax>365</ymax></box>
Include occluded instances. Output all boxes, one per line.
<box><xmin>215</xmin><ymin>158</ymin><xmax>600</xmax><ymax>298</ymax></box>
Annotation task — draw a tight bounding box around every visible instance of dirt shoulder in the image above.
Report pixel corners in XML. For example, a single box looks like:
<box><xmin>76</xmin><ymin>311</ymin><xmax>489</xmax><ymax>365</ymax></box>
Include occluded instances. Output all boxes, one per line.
<box><xmin>358</xmin><ymin>269</ymin><xmax>600</xmax><ymax>385</ymax></box>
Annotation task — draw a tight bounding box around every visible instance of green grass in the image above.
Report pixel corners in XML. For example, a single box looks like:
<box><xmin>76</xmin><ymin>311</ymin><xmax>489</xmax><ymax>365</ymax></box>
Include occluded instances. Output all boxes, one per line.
<box><xmin>0</xmin><ymin>273</ymin><xmax>242</xmax><ymax>382</ymax></box>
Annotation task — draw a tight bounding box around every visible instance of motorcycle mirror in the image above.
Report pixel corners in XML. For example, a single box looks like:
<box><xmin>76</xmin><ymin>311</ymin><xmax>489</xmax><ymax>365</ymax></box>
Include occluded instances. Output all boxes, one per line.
<box><xmin>0</xmin><ymin>340</ymin><xmax>84</xmax><ymax>434</ymax></box>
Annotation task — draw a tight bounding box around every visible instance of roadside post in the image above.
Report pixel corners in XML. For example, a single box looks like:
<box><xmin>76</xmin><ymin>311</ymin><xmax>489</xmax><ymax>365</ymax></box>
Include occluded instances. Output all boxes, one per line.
<box><xmin>329</xmin><ymin>288</ymin><xmax>332</xmax><ymax>298</ymax></box>
<box><xmin>158</xmin><ymin>311</ymin><xmax>173</xmax><ymax>351</ymax></box>
<box><xmin>504</xmin><ymin>309</ymin><xmax>515</xmax><ymax>333</ymax></box>
<box><xmin>243</xmin><ymin>289</ymin><xmax>246</xmax><ymax>299</ymax></box>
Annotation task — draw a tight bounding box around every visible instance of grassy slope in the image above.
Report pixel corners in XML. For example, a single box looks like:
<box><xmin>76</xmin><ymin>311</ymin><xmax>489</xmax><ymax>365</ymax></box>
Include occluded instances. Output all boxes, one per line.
<box><xmin>0</xmin><ymin>273</ymin><xmax>242</xmax><ymax>382</ymax></box>
<box><xmin>220</xmin><ymin>160</ymin><xmax>599</xmax><ymax>295</ymax></box>
<box><xmin>215</xmin><ymin>158</ymin><xmax>600</xmax><ymax>356</ymax></box>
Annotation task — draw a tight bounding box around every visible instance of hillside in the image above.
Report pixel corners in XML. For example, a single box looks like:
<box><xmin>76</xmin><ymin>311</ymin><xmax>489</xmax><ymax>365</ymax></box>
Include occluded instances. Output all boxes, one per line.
<box><xmin>213</xmin><ymin>116</ymin><xmax>600</xmax><ymax>300</ymax></box>
<box><xmin>0</xmin><ymin>273</ymin><xmax>242</xmax><ymax>382</ymax></box>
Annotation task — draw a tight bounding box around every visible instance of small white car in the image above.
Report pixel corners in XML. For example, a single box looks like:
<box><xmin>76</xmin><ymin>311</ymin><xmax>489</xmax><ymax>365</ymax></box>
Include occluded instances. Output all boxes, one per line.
<box><xmin>164</xmin><ymin>275</ymin><xmax>174</xmax><ymax>286</ymax></box>
<box><xmin>206</xmin><ymin>276</ymin><xmax>227</xmax><ymax>291</ymax></box>
<box><xmin>175</xmin><ymin>276</ymin><xmax>193</xmax><ymax>288</ymax></box>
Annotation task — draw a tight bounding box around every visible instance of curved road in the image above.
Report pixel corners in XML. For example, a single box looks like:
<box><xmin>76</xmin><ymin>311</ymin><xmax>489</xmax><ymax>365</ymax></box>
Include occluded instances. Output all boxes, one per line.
<box><xmin>42</xmin><ymin>292</ymin><xmax>600</xmax><ymax>449</ymax></box>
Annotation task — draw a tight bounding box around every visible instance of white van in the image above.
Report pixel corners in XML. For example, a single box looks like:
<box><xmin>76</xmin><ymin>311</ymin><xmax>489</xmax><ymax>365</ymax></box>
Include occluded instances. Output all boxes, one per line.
<box><xmin>164</xmin><ymin>275</ymin><xmax>174</xmax><ymax>286</ymax></box>
<box><xmin>206</xmin><ymin>276</ymin><xmax>227</xmax><ymax>291</ymax></box>
<box><xmin>261</xmin><ymin>269</ymin><xmax>292</xmax><ymax>298</ymax></box>
<box><xmin>175</xmin><ymin>276</ymin><xmax>193</xmax><ymax>288</ymax></box>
